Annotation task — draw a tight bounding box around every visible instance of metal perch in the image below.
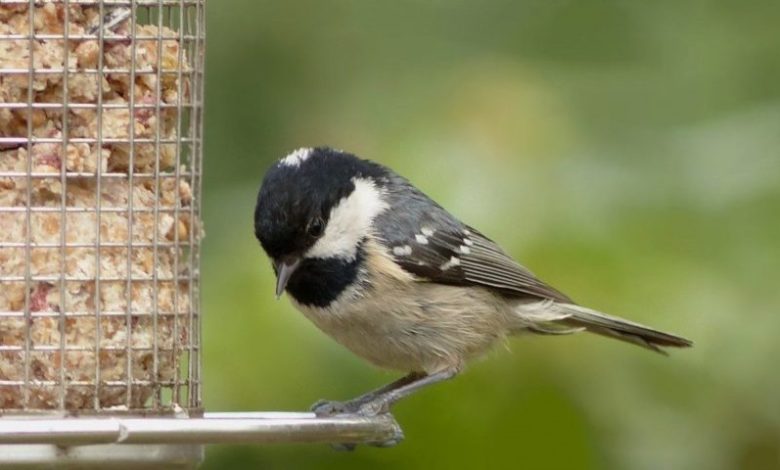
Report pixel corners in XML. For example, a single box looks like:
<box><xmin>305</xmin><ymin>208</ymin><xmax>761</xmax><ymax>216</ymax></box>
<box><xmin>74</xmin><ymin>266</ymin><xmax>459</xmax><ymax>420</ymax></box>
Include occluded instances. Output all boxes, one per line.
<box><xmin>0</xmin><ymin>412</ymin><xmax>403</xmax><ymax>467</ymax></box>
<box><xmin>0</xmin><ymin>412</ymin><xmax>403</xmax><ymax>445</ymax></box>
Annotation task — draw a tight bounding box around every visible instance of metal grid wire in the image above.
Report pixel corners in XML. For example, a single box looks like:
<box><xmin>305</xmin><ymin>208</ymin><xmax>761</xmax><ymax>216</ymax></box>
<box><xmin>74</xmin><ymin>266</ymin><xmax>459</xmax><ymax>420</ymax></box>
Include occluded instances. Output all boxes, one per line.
<box><xmin>0</xmin><ymin>0</ymin><xmax>205</xmax><ymax>414</ymax></box>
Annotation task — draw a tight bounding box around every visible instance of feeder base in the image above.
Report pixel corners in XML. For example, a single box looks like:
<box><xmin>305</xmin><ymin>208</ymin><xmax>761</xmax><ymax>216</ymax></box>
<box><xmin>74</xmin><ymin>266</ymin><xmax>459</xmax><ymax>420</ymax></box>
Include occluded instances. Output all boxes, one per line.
<box><xmin>0</xmin><ymin>444</ymin><xmax>204</xmax><ymax>469</ymax></box>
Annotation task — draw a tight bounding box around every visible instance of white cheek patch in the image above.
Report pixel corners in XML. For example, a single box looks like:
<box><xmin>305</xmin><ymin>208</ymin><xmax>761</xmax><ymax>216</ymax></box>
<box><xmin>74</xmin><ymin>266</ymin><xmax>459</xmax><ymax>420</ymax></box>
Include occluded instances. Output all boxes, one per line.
<box><xmin>306</xmin><ymin>178</ymin><xmax>388</xmax><ymax>260</ymax></box>
<box><xmin>280</xmin><ymin>147</ymin><xmax>313</xmax><ymax>167</ymax></box>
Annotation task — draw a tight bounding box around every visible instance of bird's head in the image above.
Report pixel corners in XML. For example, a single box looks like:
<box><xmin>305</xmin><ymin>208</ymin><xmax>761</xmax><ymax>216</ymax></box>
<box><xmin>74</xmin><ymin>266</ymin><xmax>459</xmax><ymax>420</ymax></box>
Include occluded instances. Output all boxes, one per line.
<box><xmin>254</xmin><ymin>147</ymin><xmax>389</xmax><ymax>297</ymax></box>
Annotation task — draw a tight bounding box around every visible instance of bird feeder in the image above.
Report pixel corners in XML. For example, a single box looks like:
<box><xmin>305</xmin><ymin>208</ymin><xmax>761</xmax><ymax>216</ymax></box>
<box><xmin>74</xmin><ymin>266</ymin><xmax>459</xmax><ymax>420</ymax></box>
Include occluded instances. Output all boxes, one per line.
<box><xmin>0</xmin><ymin>1</ymin><xmax>400</xmax><ymax>467</ymax></box>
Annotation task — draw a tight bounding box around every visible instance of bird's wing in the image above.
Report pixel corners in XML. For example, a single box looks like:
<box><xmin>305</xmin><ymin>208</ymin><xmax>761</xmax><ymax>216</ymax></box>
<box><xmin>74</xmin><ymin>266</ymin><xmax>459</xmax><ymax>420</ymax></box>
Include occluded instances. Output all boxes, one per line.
<box><xmin>374</xmin><ymin>185</ymin><xmax>573</xmax><ymax>303</ymax></box>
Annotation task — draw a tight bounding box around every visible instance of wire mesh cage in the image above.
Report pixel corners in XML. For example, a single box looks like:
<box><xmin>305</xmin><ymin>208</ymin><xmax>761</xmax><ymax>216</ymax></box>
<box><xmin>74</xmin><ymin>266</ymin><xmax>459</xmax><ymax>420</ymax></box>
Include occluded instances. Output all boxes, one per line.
<box><xmin>0</xmin><ymin>2</ymin><xmax>404</xmax><ymax>465</ymax></box>
<box><xmin>0</xmin><ymin>0</ymin><xmax>205</xmax><ymax>416</ymax></box>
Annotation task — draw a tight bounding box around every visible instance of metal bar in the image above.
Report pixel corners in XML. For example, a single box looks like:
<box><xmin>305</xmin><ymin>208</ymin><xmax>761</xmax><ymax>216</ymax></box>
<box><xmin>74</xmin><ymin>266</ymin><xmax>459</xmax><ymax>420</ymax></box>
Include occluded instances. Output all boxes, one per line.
<box><xmin>0</xmin><ymin>311</ymin><xmax>191</xmax><ymax>318</ymax></box>
<box><xmin>59</xmin><ymin>0</ymin><xmax>73</xmax><ymax>412</ymax></box>
<box><xmin>0</xmin><ymin>443</ymin><xmax>203</xmax><ymax>467</ymax></box>
<box><xmin>21</xmin><ymin>0</ymin><xmax>36</xmax><ymax>410</ymax></box>
<box><xmin>0</xmin><ymin>171</ymin><xmax>195</xmax><ymax>177</ymax></box>
<box><xmin>0</xmin><ymin>379</ymin><xmax>194</xmax><ymax>386</ymax></box>
<box><xmin>0</xmin><ymin>273</ymin><xmax>191</xmax><ymax>280</ymax></box>
<box><xmin>94</xmin><ymin>0</ymin><xmax>107</xmax><ymax>412</ymax></box>
<box><xmin>0</xmin><ymin>242</ymin><xmax>195</xmax><ymax>248</ymax></box>
<box><xmin>0</xmin><ymin>102</ymin><xmax>195</xmax><ymax>109</ymax></box>
<box><xmin>0</xmin><ymin>420</ymin><xmax>120</xmax><ymax>445</ymax></box>
<box><xmin>192</xmin><ymin>0</ymin><xmax>206</xmax><ymax>411</ymax></box>
<box><xmin>0</xmin><ymin>413</ymin><xmax>404</xmax><ymax>446</ymax></box>
<box><xmin>0</xmin><ymin>34</ymin><xmax>201</xmax><ymax>41</ymax></box>
<box><xmin>151</xmin><ymin>0</ymin><xmax>165</xmax><ymax>410</ymax></box>
<box><xmin>171</xmin><ymin>0</ymin><xmax>186</xmax><ymax>407</ymax></box>
<box><xmin>125</xmin><ymin>0</ymin><xmax>139</xmax><ymax>409</ymax></box>
<box><xmin>0</xmin><ymin>205</ymin><xmax>190</xmax><ymax>212</ymax></box>
<box><xmin>0</xmin><ymin>137</ymin><xmax>196</xmax><ymax>144</ymax></box>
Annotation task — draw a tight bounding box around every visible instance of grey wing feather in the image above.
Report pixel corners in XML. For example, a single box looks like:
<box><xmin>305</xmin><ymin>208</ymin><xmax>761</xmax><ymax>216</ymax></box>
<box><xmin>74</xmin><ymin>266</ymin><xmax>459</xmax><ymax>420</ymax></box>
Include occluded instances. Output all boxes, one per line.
<box><xmin>374</xmin><ymin>180</ymin><xmax>572</xmax><ymax>302</ymax></box>
<box><xmin>459</xmin><ymin>229</ymin><xmax>572</xmax><ymax>302</ymax></box>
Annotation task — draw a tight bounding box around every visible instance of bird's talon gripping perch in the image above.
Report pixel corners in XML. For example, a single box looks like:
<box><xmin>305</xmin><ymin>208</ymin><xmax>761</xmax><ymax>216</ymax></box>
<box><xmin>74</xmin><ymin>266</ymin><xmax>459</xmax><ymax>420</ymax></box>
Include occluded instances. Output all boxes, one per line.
<box><xmin>316</xmin><ymin>402</ymin><xmax>404</xmax><ymax>451</ymax></box>
<box><xmin>356</xmin><ymin>399</ymin><xmax>392</xmax><ymax>417</ymax></box>
<box><xmin>311</xmin><ymin>397</ymin><xmax>392</xmax><ymax>417</ymax></box>
<box><xmin>311</xmin><ymin>399</ymin><xmax>359</xmax><ymax>417</ymax></box>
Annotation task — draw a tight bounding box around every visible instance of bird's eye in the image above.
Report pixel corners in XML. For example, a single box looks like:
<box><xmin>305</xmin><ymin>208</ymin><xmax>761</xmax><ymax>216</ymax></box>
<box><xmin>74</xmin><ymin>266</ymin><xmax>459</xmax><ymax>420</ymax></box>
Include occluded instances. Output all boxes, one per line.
<box><xmin>307</xmin><ymin>217</ymin><xmax>325</xmax><ymax>238</ymax></box>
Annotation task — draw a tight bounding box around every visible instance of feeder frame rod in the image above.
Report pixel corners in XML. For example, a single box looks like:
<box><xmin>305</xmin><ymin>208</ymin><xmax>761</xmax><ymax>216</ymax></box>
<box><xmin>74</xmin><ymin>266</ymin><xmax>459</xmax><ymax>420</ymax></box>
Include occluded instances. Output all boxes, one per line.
<box><xmin>0</xmin><ymin>412</ymin><xmax>403</xmax><ymax>446</ymax></box>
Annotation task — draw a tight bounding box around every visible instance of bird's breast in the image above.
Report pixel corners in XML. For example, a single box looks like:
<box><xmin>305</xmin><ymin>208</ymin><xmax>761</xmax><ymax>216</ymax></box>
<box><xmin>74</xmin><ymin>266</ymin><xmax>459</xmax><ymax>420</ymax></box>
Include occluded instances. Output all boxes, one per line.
<box><xmin>289</xmin><ymin>244</ymin><xmax>513</xmax><ymax>373</ymax></box>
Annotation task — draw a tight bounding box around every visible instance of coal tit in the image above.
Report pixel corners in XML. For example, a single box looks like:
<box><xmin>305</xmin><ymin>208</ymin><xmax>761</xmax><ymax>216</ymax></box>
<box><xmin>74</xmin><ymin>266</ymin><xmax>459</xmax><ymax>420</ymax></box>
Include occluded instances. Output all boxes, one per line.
<box><xmin>254</xmin><ymin>147</ymin><xmax>692</xmax><ymax>417</ymax></box>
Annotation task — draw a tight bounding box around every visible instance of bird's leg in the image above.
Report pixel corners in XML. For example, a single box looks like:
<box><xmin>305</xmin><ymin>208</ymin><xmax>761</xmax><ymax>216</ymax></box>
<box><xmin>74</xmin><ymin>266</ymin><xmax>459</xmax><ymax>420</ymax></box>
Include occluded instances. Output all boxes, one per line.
<box><xmin>312</xmin><ymin>372</ymin><xmax>424</xmax><ymax>417</ymax></box>
<box><xmin>356</xmin><ymin>368</ymin><xmax>459</xmax><ymax>416</ymax></box>
<box><xmin>314</xmin><ymin>368</ymin><xmax>458</xmax><ymax>451</ymax></box>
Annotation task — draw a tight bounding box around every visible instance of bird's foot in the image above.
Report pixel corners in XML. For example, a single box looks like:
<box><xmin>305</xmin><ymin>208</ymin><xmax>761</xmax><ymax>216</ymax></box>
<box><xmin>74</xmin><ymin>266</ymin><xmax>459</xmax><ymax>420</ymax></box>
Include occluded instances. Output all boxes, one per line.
<box><xmin>355</xmin><ymin>398</ymin><xmax>392</xmax><ymax>416</ymax></box>
<box><xmin>311</xmin><ymin>398</ymin><xmax>363</xmax><ymax>417</ymax></box>
<box><xmin>311</xmin><ymin>398</ymin><xmax>402</xmax><ymax>450</ymax></box>
<box><xmin>311</xmin><ymin>397</ymin><xmax>392</xmax><ymax>417</ymax></box>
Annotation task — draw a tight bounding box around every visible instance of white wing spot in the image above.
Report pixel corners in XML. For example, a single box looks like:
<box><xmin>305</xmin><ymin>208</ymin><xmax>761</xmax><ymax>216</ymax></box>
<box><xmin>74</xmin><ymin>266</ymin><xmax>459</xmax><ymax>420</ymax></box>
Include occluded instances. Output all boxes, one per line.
<box><xmin>415</xmin><ymin>234</ymin><xmax>429</xmax><ymax>245</ymax></box>
<box><xmin>421</xmin><ymin>227</ymin><xmax>435</xmax><ymax>237</ymax></box>
<box><xmin>463</xmin><ymin>229</ymin><xmax>472</xmax><ymax>236</ymax></box>
<box><xmin>393</xmin><ymin>245</ymin><xmax>413</xmax><ymax>256</ymax></box>
<box><xmin>280</xmin><ymin>147</ymin><xmax>313</xmax><ymax>167</ymax></box>
<box><xmin>440</xmin><ymin>256</ymin><xmax>461</xmax><ymax>271</ymax></box>
<box><xmin>459</xmin><ymin>245</ymin><xmax>471</xmax><ymax>255</ymax></box>
<box><xmin>463</xmin><ymin>238</ymin><xmax>474</xmax><ymax>247</ymax></box>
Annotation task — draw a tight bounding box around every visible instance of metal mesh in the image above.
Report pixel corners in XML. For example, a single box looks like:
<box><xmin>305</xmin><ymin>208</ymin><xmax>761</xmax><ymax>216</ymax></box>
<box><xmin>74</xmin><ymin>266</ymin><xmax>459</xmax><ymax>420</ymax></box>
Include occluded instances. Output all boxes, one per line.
<box><xmin>0</xmin><ymin>0</ymin><xmax>205</xmax><ymax>414</ymax></box>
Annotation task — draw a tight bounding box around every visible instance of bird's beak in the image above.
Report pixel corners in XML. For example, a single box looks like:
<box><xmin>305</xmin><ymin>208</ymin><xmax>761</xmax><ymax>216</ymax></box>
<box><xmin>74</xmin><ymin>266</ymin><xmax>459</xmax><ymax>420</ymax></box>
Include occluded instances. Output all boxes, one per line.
<box><xmin>274</xmin><ymin>258</ymin><xmax>301</xmax><ymax>299</ymax></box>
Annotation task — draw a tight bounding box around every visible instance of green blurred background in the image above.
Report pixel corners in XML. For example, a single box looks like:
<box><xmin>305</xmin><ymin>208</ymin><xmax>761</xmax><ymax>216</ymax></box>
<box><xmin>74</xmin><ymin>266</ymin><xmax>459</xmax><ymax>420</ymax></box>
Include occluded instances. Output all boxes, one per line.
<box><xmin>199</xmin><ymin>1</ymin><xmax>780</xmax><ymax>469</ymax></box>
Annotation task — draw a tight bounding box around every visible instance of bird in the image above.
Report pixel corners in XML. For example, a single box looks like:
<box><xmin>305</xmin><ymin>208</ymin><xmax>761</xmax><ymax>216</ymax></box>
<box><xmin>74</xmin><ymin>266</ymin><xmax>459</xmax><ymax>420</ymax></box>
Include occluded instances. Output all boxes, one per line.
<box><xmin>254</xmin><ymin>147</ymin><xmax>692</xmax><ymax>418</ymax></box>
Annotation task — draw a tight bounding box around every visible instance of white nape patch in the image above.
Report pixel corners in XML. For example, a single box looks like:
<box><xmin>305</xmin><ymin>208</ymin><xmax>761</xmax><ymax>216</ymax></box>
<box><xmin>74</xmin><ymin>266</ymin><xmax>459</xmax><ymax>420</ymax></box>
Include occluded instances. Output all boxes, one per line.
<box><xmin>459</xmin><ymin>245</ymin><xmax>471</xmax><ymax>255</ymax></box>
<box><xmin>306</xmin><ymin>178</ymin><xmax>388</xmax><ymax>260</ymax></box>
<box><xmin>415</xmin><ymin>234</ymin><xmax>429</xmax><ymax>245</ymax></box>
<box><xmin>421</xmin><ymin>227</ymin><xmax>435</xmax><ymax>237</ymax></box>
<box><xmin>463</xmin><ymin>238</ymin><xmax>474</xmax><ymax>247</ymax></box>
<box><xmin>440</xmin><ymin>256</ymin><xmax>461</xmax><ymax>271</ymax></box>
<box><xmin>393</xmin><ymin>245</ymin><xmax>413</xmax><ymax>256</ymax></box>
<box><xmin>280</xmin><ymin>147</ymin><xmax>313</xmax><ymax>167</ymax></box>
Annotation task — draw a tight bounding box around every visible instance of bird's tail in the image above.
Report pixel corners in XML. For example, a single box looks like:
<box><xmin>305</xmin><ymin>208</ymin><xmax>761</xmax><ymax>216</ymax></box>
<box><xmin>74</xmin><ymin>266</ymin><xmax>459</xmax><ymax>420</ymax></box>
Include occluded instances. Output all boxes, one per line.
<box><xmin>558</xmin><ymin>304</ymin><xmax>693</xmax><ymax>354</ymax></box>
<box><xmin>520</xmin><ymin>302</ymin><xmax>693</xmax><ymax>354</ymax></box>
